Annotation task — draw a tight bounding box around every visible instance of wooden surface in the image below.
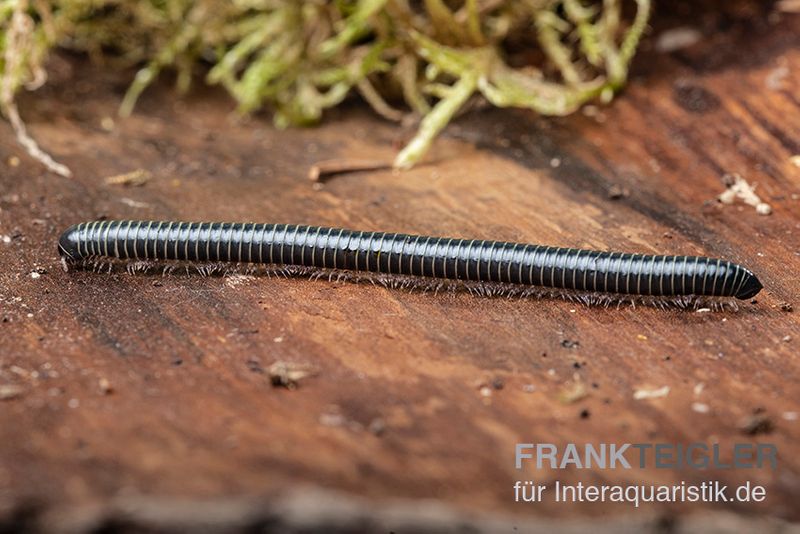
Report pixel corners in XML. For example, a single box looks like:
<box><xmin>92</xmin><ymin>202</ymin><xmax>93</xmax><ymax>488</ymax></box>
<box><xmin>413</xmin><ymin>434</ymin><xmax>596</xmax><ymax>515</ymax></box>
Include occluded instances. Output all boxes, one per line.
<box><xmin>1</xmin><ymin>1</ymin><xmax>799</xmax><ymax>530</ymax></box>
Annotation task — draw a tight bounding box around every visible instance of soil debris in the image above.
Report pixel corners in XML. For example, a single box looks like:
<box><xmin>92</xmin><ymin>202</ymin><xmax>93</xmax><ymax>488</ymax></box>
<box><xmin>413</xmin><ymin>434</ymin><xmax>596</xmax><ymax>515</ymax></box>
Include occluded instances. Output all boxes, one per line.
<box><xmin>607</xmin><ymin>185</ymin><xmax>630</xmax><ymax>200</ymax></box>
<box><xmin>98</xmin><ymin>378</ymin><xmax>113</xmax><ymax>395</ymax></box>
<box><xmin>718</xmin><ymin>173</ymin><xmax>772</xmax><ymax>215</ymax></box>
<box><xmin>739</xmin><ymin>411</ymin><xmax>775</xmax><ymax>436</ymax></box>
<box><xmin>559</xmin><ymin>381</ymin><xmax>588</xmax><ymax>404</ymax></box>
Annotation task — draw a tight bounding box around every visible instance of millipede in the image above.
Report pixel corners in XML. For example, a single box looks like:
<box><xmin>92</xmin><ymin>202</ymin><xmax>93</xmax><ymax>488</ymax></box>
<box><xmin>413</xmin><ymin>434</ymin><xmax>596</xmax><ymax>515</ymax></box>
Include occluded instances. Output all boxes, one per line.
<box><xmin>58</xmin><ymin>220</ymin><xmax>763</xmax><ymax>307</ymax></box>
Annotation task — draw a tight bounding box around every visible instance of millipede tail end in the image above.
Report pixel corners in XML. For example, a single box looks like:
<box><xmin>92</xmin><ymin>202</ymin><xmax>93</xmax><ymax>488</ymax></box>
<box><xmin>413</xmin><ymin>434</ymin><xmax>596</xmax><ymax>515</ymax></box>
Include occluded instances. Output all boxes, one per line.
<box><xmin>734</xmin><ymin>271</ymin><xmax>763</xmax><ymax>300</ymax></box>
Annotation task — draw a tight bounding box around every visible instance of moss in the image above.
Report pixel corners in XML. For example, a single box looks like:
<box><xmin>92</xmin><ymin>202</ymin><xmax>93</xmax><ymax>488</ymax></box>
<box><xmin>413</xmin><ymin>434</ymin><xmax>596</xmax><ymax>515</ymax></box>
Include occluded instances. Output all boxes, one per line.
<box><xmin>0</xmin><ymin>0</ymin><xmax>651</xmax><ymax>174</ymax></box>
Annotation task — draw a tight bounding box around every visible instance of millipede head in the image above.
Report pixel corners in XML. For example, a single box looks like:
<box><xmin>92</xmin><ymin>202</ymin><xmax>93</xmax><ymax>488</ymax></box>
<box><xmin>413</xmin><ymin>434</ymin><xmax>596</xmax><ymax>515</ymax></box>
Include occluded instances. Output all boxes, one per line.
<box><xmin>58</xmin><ymin>224</ymin><xmax>82</xmax><ymax>270</ymax></box>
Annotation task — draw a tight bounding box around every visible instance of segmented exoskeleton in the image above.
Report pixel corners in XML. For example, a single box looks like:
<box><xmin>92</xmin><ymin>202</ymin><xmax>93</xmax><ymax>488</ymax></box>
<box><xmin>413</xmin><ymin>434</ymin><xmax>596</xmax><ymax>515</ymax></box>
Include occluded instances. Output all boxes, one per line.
<box><xmin>58</xmin><ymin>221</ymin><xmax>763</xmax><ymax>300</ymax></box>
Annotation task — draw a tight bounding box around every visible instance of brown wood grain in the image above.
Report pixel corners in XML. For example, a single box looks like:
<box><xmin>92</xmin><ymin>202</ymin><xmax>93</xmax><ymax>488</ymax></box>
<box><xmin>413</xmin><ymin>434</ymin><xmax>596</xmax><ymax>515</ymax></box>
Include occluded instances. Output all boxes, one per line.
<box><xmin>1</xmin><ymin>1</ymin><xmax>799</xmax><ymax>529</ymax></box>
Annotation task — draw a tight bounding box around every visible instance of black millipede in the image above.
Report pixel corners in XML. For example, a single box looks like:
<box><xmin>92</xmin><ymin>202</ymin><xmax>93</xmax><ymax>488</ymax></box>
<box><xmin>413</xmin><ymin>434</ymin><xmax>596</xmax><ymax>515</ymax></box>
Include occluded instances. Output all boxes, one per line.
<box><xmin>58</xmin><ymin>220</ymin><xmax>763</xmax><ymax>304</ymax></box>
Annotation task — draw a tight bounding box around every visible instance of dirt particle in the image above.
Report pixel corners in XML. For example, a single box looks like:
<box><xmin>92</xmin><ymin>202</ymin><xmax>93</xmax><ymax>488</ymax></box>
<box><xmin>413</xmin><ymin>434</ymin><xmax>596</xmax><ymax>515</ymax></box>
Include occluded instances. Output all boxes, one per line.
<box><xmin>766</xmin><ymin>65</ymin><xmax>789</xmax><ymax>90</ymax></box>
<box><xmin>98</xmin><ymin>378</ymin><xmax>113</xmax><ymax>395</ymax></box>
<box><xmin>756</xmin><ymin>203</ymin><xmax>772</xmax><ymax>215</ymax></box>
<box><xmin>100</xmin><ymin>116</ymin><xmax>115</xmax><ymax>131</ymax></box>
<box><xmin>246</xmin><ymin>358</ymin><xmax>264</xmax><ymax>373</ymax></box>
<box><xmin>673</xmin><ymin>82</ymin><xmax>720</xmax><ymax>114</ymax></box>
<box><xmin>268</xmin><ymin>361</ymin><xmax>314</xmax><ymax>390</ymax></box>
<box><xmin>607</xmin><ymin>185</ymin><xmax>629</xmax><ymax>200</ymax></box>
<box><xmin>319</xmin><ymin>408</ymin><xmax>345</xmax><ymax>428</ymax></box>
<box><xmin>739</xmin><ymin>411</ymin><xmax>774</xmax><ymax>436</ymax></box>
<box><xmin>560</xmin><ymin>339</ymin><xmax>580</xmax><ymax>349</ymax></box>
<box><xmin>368</xmin><ymin>418</ymin><xmax>386</xmax><ymax>436</ymax></box>
<box><xmin>491</xmin><ymin>377</ymin><xmax>505</xmax><ymax>390</ymax></box>
<box><xmin>579</xmin><ymin>408</ymin><xmax>591</xmax><ymax>419</ymax></box>
<box><xmin>778</xmin><ymin>302</ymin><xmax>793</xmax><ymax>312</ymax></box>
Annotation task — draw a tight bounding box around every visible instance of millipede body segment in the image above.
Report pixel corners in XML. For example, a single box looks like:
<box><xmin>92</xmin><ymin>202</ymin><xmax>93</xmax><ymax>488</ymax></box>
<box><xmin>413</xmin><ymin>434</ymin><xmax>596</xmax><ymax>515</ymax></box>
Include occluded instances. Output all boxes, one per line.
<box><xmin>58</xmin><ymin>220</ymin><xmax>763</xmax><ymax>300</ymax></box>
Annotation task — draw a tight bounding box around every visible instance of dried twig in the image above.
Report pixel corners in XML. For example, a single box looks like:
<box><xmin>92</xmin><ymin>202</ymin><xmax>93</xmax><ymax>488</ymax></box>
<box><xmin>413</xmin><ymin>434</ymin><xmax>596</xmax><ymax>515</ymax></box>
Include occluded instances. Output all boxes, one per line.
<box><xmin>309</xmin><ymin>158</ymin><xmax>392</xmax><ymax>182</ymax></box>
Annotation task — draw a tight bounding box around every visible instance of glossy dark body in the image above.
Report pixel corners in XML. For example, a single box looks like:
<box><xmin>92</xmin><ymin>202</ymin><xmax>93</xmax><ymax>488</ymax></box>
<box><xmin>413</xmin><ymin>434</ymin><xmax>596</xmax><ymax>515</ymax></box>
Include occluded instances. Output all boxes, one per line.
<box><xmin>59</xmin><ymin>221</ymin><xmax>763</xmax><ymax>300</ymax></box>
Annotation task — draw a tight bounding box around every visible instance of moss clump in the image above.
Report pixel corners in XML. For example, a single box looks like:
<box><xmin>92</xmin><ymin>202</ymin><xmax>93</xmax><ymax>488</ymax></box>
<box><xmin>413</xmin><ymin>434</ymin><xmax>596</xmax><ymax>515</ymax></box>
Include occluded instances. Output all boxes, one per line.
<box><xmin>0</xmin><ymin>0</ymin><xmax>650</xmax><ymax>175</ymax></box>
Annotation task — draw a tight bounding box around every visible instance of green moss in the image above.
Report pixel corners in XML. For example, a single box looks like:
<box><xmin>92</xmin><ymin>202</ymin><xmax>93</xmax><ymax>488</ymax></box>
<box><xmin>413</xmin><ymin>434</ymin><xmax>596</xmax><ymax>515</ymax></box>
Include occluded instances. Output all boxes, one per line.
<box><xmin>1</xmin><ymin>0</ymin><xmax>651</xmax><ymax>173</ymax></box>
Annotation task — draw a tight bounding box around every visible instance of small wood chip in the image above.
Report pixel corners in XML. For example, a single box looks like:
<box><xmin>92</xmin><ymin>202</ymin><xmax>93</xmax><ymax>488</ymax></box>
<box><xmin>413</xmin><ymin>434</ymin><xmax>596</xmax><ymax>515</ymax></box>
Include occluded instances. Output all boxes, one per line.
<box><xmin>633</xmin><ymin>386</ymin><xmax>670</xmax><ymax>400</ymax></box>
<box><xmin>559</xmin><ymin>381</ymin><xmax>588</xmax><ymax>404</ymax></box>
<box><xmin>655</xmin><ymin>27</ymin><xmax>702</xmax><ymax>52</ymax></box>
<box><xmin>104</xmin><ymin>169</ymin><xmax>152</xmax><ymax>187</ymax></box>
<box><xmin>777</xmin><ymin>0</ymin><xmax>800</xmax><ymax>13</ymax></box>
<box><xmin>0</xmin><ymin>384</ymin><xmax>24</xmax><ymax>400</ymax></box>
